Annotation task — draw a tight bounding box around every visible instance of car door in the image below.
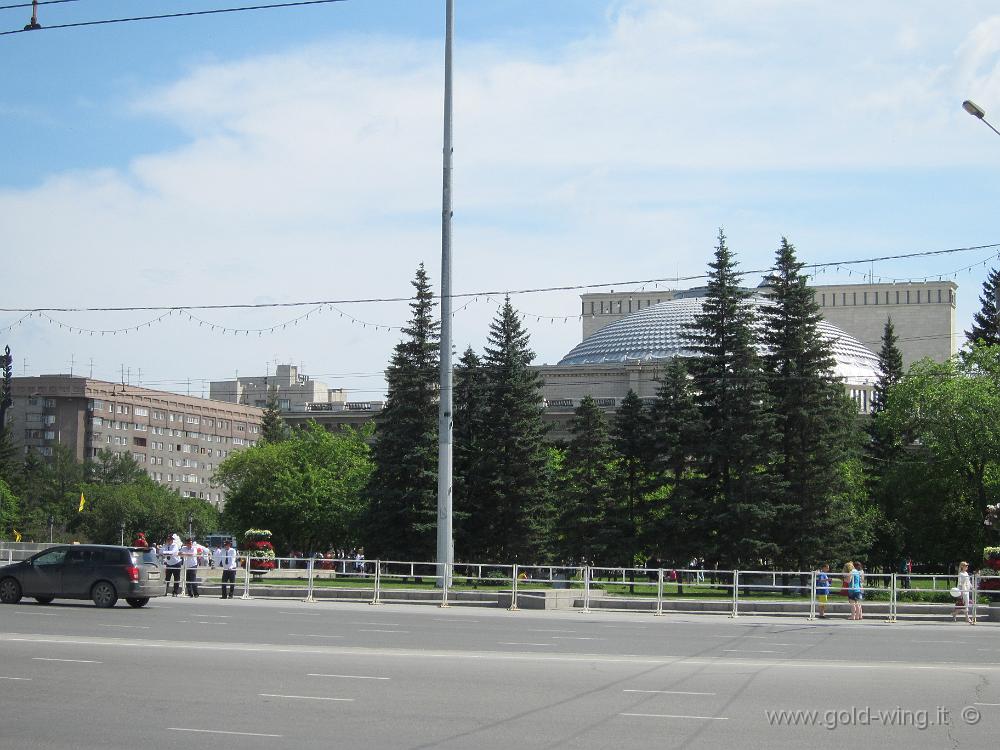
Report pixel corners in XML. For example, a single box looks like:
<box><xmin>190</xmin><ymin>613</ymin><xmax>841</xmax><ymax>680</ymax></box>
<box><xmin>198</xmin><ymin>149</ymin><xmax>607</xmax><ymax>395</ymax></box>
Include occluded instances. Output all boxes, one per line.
<box><xmin>19</xmin><ymin>548</ymin><xmax>68</xmax><ymax>596</ymax></box>
<box><xmin>61</xmin><ymin>548</ymin><xmax>97</xmax><ymax>597</ymax></box>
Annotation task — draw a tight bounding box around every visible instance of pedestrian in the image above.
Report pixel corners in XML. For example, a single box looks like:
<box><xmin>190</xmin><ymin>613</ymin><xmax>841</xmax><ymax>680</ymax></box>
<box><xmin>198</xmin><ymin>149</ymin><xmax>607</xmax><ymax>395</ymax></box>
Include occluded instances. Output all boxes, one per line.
<box><xmin>160</xmin><ymin>535</ymin><xmax>181</xmax><ymax>596</ymax></box>
<box><xmin>955</xmin><ymin>561</ymin><xmax>974</xmax><ymax>624</ymax></box>
<box><xmin>816</xmin><ymin>563</ymin><xmax>831</xmax><ymax>618</ymax></box>
<box><xmin>180</xmin><ymin>537</ymin><xmax>200</xmax><ymax>597</ymax></box>
<box><xmin>847</xmin><ymin>561</ymin><xmax>863</xmax><ymax>620</ymax></box>
<box><xmin>220</xmin><ymin>539</ymin><xmax>238</xmax><ymax>599</ymax></box>
<box><xmin>132</xmin><ymin>532</ymin><xmax>148</xmax><ymax>549</ymax></box>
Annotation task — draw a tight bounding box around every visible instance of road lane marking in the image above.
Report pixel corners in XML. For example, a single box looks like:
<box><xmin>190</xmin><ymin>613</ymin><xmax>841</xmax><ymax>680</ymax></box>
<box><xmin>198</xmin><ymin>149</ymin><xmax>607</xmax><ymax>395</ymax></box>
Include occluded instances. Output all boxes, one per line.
<box><xmin>349</xmin><ymin>622</ymin><xmax>401</xmax><ymax>626</ymax></box>
<box><xmin>13</xmin><ymin>611</ymin><xmax>59</xmax><ymax>616</ymax></box>
<box><xmin>100</xmin><ymin>624</ymin><xmax>151</xmax><ymax>629</ymax></box>
<box><xmin>188</xmin><ymin>614</ymin><xmax>231</xmax><ymax>618</ymax></box>
<box><xmin>498</xmin><ymin>642</ymin><xmax>552</xmax><ymax>646</ymax></box>
<box><xmin>32</xmin><ymin>658</ymin><xmax>101</xmax><ymax>664</ymax></box>
<box><xmin>974</xmin><ymin>702</ymin><xmax>1000</xmax><ymax>706</ymax></box>
<box><xmin>552</xmin><ymin>637</ymin><xmax>604</xmax><ymax>640</ymax></box>
<box><xmin>279</xmin><ymin>611</ymin><xmax>320</xmax><ymax>616</ymax></box>
<box><xmin>432</xmin><ymin>618</ymin><xmax>479</xmax><ymax>623</ymax></box>
<box><xmin>259</xmin><ymin>694</ymin><xmax>354</xmax><ymax>702</ymax></box>
<box><xmin>624</xmin><ymin>689</ymin><xmax>716</xmax><ymax>696</ymax></box>
<box><xmin>0</xmin><ymin>676</ymin><xmax>31</xmax><ymax>680</ymax></box>
<box><xmin>621</xmin><ymin>713</ymin><xmax>728</xmax><ymax>720</ymax></box>
<box><xmin>308</xmin><ymin>673</ymin><xmax>390</xmax><ymax>680</ymax></box>
<box><xmin>289</xmin><ymin>634</ymin><xmax>344</xmax><ymax>638</ymax></box>
<box><xmin>359</xmin><ymin>629</ymin><xmax>409</xmax><ymax>634</ymax></box>
<box><xmin>721</xmin><ymin>649</ymin><xmax>780</xmax><ymax>654</ymax></box>
<box><xmin>916</xmin><ymin>640</ymin><xmax>968</xmax><ymax>645</ymax></box>
<box><xmin>527</xmin><ymin>629</ymin><xmax>577</xmax><ymax>633</ymax></box>
<box><xmin>169</xmin><ymin>728</ymin><xmax>282</xmax><ymax>737</ymax></box>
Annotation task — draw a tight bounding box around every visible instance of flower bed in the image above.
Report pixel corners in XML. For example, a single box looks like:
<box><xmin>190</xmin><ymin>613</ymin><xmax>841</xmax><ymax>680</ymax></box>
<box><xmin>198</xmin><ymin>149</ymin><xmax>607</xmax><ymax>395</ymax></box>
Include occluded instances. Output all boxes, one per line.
<box><xmin>243</xmin><ymin>529</ymin><xmax>276</xmax><ymax>575</ymax></box>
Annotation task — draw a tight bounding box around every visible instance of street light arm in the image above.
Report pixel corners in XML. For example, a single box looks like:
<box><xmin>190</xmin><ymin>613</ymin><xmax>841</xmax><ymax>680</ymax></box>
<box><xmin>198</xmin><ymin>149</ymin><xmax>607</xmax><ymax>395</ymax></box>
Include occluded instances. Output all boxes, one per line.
<box><xmin>963</xmin><ymin>99</ymin><xmax>1000</xmax><ymax>138</ymax></box>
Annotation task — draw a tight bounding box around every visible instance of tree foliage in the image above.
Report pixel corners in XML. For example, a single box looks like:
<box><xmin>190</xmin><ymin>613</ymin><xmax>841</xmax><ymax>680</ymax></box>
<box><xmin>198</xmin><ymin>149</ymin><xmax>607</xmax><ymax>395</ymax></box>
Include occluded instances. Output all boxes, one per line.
<box><xmin>260</xmin><ymin>384</ymin><xmax>291</xmax><ymax>444</ymax></box>
<box><xmin>365</xmin><ymin>264</ymin><xmax>440</xmax><ymax>560</ymax></box>
<box><xmin>966</xmin><ymin>268</ymin><xmax>1000</xmax><ymax>347</ymax></box>
<box><xmin>218</xmin><ymin>421</ymin><xmax>373</xmax><ymax>553</ymax></box>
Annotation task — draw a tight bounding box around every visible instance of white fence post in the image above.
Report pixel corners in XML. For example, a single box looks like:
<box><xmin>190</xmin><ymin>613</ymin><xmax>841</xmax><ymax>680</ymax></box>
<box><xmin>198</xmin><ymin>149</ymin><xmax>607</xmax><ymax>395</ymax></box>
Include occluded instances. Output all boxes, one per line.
<box><xmin>304</xmin><ymin>557</ymin><xmax>316</xmax><ymax>603</ymax></box>
<box><xmin>889</xmin><ymin>572</ymin><xmax>897</xmax><ymax>623</ymax></box>
<box><xmin>972</xmin><ymin>574</ymin><xmax>979</xmax><ymax>625</ymax></box>
<box><xmin>509</xmin><ymin>564</ymin><xmax>519</xmax><ymax>611</ymax></box>
<box><xmin>582</xmin><ymin>566</ymin><xmax>591</xmax><ymax>613</ymax></box>
<box><xmin>808</xmin><ymin>570</ymin><xmax>816</xmax><ymax>621</ymax></box>
<box><xmin>730</xmin><ymin>570</ymin><xmax>739</xmax><ymax>618</ymax></box>
<box><xmin>655</xmin><ymin>568</ymin><xmax>664</xmax><ymax>616</ymax></box>
<box><xmin>439</xmin><ymin>562</ymin><xmax>450</xmax><ymax>608</ymax></box>
<box><xmin>240</xmin><ymin>554</ymin><xmax>251</xmax><ymax>600</ymax></box>
<box><xmin>370</xmin><ymin>560</ymin><xmax>381</xmax><ymax>605</ymax></box>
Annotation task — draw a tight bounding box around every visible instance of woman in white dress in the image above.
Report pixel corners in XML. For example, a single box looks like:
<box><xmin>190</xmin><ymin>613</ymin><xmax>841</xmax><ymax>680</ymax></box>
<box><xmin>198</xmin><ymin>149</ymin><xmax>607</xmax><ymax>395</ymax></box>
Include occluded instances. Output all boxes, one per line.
<box><xmin>956</xmin><ymin>561</ymin><xmax>974</xmax><ymax>624</ymax></box>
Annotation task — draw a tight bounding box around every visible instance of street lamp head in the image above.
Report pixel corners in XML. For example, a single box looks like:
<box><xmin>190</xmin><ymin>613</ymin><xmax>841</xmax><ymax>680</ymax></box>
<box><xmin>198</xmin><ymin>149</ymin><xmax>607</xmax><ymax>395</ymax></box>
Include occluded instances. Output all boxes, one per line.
<box><xmin>963</xmin><ymin>100</ymin><xmax>986</xmax><ymax>119</ymax></box>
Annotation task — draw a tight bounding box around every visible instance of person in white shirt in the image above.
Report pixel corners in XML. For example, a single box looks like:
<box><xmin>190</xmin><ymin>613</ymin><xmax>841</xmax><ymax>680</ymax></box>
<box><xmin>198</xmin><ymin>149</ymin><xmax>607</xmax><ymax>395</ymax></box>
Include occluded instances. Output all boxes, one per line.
<box><xmin>220</xmin><ymin>540</ymin><xmax>238</xmax><ymax>599</ymax></box>
<box><xmin>180</xmin><ymin>538</ymin><xmax>200</xmax><ymax>597</ymax></box>
<box><xmin>160</xmin><ymin>535</ymin><xmax>182</xmax><ymax>597</ymax></box>
<box><xmin>956</xmin><ymin>561</ymin><xmax>974</xmax><ymax>624</ymax></box>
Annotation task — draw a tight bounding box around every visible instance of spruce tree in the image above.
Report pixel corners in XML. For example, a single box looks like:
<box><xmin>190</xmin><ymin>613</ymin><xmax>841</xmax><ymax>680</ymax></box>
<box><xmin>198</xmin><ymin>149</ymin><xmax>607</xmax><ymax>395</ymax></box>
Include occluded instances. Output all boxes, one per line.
<box><xmin>453</xmin><ymin>347</ymin><xmax>489</xmax><ymax>559</ymax></box>
<box><xmin>647</xmin><ymin>359</ymin><xmax>704</xmax><ymax>565</ymax></box>
<box><xmin>683</xmin><ymin>230</ymin><xmax>777</xmax><ymax>567</ymax></box>
<box><xmin>478</xmin><ymin>298</ymin><xmax>552</xmax><ymax>562</ymax></box>
<box><xmin>610</xmin><ymin>390</ymin><xmax>652</xmax><ymax>566</ymax></box>
<box><xmin>557</xmin><ymin>395</ymin><xmax>617</xmax><ymax>564</ymax></box>
<box><xmin>867</xmin><ymin>317</ymin><xmax>907</xmax><ymax>567</ymax></box>
<box><xmin>365</xmin><ymin>264</ymin><xmax>440</xmax><ymax>560</ymax></box>
<box><xmin>760</xmin><ymin>237</ymin><xmax>861</xmax><ymax>568</ymax></box>
<box><xmin>0</xmin><ymin>345</ymin><xmax>17</xmax><ymax>484</ymax></box>
<box><xmin>260</xmin><ymin>385</ymin><xmax>290</xmax><ymax>443</ymax></box>
<box><xmin>966</xmin><ymin>268</ymin><xmax>1000</xmax><ymax>346</ymax></box>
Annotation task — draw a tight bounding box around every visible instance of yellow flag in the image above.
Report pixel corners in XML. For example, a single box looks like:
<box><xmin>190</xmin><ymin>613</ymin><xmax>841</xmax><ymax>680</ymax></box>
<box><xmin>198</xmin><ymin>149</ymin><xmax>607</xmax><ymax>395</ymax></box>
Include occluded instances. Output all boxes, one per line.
<box><xmin>13</xmin><ymin>529</ymin><xmax>21</xmax><ymax>542</ymax></box>
<box><xmin>78</xmin><ymin>492</ymin><xmax>86</xmax><ymax>513</ymax></box>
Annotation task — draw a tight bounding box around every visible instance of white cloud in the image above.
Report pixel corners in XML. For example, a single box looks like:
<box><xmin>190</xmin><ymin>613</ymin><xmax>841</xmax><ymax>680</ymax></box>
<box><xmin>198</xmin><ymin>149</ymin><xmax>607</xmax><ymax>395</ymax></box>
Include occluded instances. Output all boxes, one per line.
<box><xmin>3</xmin><ymin>2</ymin><xmax>1000</xmax><ymax>393</ymax></box>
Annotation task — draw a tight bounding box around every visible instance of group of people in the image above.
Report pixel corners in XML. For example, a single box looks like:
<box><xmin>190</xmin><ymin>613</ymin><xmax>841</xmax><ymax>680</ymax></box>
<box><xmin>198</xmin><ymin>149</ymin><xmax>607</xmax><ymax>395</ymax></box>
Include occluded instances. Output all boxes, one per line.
<box><xmin>815</xmin><ymin>560</ymin><xmax>975</xmax><ymax>624</ymax></box>
<box><xmin>815</xmin><ymin>561</ymin><xmax>866</xmax><ymax>620</ymax></box>
<box><xmin>131</xmin><ymin>532</ymin><xmax>239</xmax><ymax>599</ymax></box>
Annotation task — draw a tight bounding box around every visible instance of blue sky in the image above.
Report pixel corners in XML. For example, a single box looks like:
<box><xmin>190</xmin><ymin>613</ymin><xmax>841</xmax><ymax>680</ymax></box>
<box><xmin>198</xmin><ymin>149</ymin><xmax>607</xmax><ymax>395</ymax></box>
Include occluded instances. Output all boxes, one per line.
<box><xmin>2</xmin><ymin>1</ymin><xmax>1000</xmax><ymax>397</ymax></box>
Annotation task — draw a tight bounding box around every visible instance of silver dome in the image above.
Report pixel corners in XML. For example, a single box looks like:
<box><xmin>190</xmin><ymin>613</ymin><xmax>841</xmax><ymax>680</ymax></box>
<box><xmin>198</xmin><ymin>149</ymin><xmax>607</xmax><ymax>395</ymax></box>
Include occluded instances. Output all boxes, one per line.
<box><xmin>558</xmin><ymin>297</ymin><xmax>880</xmax><ymax>384</ymax></box>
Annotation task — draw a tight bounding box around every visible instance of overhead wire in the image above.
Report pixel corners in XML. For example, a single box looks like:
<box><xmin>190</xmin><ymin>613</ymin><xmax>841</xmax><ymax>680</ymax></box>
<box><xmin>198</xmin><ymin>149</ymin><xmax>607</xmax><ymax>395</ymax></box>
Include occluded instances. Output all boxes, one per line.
<box><xmin>1</xmin><ymin>0</ymin><xmax>347</xmax><ymax>35</ymax></box>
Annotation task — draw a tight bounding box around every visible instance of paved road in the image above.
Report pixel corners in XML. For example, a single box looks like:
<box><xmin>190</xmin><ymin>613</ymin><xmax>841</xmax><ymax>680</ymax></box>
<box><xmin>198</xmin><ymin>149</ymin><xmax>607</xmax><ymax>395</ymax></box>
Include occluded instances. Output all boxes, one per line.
<box><xmin>1</xmin><ymin>597</ymin><xmax>997</xmax><ymax>749</ymax></box>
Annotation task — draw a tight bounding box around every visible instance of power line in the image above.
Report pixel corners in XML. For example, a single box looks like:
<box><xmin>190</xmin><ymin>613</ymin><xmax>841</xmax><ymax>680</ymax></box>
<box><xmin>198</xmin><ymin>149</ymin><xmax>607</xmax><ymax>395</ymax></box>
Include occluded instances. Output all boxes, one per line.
<box><xmin>1</xmin><ymin>0</ymin><xmax>346</xmax><ymax>36</ymax></box>
<box><xmin>0</xmin><ymin>0</ymin><xmax>82</xmax><ymax>11</ymax></box>
<box><xmin>2</xmin><ymin>241</ymin><xmax>998</xmax><ymax>314</ymax></box>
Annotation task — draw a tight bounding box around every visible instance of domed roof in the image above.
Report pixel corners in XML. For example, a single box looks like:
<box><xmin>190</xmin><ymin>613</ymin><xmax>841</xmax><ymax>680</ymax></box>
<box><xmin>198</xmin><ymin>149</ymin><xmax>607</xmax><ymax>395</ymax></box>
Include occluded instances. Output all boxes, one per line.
<box><xmin>558</xmin><ymin>296</ymin><xmax>880</xmax><ymax>383</ymax></box>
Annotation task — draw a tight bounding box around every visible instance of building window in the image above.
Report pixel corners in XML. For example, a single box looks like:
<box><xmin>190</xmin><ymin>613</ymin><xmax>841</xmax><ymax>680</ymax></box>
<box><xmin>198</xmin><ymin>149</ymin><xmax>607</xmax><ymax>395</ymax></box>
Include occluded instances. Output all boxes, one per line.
<box><xmin>917</xmin><ymin>290</ymin><xmax>921</xmax><ymax>304</ymax></box>
<box><xmin>279</xmin><ymin>399</ymin><xmax>290</xmax><ymax>410</ymax></box>
<box><xmin>906</xmin><ymin>290</ymin><xmax>911</xmax><ymax>304</ymax></box>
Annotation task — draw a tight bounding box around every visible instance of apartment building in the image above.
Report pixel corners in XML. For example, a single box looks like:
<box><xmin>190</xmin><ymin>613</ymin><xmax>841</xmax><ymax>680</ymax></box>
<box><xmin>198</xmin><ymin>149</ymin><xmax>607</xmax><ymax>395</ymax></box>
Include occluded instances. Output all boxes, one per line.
<box><xmin>7</xmin><ymin>375</ymin><xmax>263</xmax><ymax>507</ymax></box>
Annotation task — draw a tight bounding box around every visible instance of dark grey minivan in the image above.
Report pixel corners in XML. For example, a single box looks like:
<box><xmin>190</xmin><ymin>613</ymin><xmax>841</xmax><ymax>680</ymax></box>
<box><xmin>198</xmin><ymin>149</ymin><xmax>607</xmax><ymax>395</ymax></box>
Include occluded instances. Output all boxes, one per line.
<box><xmin>0</xmin><ymin>545</ymin><xmax>164</xmax><ymax>608</ymax></box>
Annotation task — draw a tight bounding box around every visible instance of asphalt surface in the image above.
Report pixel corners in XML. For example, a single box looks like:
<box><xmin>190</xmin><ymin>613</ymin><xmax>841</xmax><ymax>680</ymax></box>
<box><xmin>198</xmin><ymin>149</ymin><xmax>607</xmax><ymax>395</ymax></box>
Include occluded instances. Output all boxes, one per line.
<box><xmin>1</xmin><ymin>596</ymin><xmax>997</xmax><ymax>749</ymax></box>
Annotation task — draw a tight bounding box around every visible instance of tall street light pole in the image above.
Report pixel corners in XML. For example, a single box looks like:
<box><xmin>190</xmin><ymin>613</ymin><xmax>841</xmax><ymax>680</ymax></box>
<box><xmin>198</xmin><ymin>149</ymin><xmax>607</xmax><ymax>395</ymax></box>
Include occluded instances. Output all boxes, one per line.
<box><xmin>436</xmin><ymin>0</ymin><xmax>455</xmax><ymax>588</ymax></box>
<box><xmin>963</xmin><ymin>100</ymin><xmax>1000</xmax><ymax>139</ymax></box>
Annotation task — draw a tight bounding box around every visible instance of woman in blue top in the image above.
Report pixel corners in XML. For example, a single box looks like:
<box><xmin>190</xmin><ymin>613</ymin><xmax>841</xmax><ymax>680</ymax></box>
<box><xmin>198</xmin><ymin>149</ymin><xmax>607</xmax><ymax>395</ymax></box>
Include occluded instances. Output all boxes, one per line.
<box><xmin>848</xmin><ymin>561</ymin><xmax>863</xmax><ymax>620</ymax></box>
<box><xmin>816</xmin><ymin>564</ymin><xmax>831</xmax><ymax>618</ymax></box>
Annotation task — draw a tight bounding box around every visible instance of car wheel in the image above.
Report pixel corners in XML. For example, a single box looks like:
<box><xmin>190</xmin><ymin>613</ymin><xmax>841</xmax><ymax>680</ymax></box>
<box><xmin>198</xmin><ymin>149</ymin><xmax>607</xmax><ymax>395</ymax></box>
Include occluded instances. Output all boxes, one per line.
<box><xmin>34</xmin><ymin>597</ymin><xmax>54</xmax><ymax>605</ymax></box>
<box><xmin>91</xmin><ymin>581</ymin><xmax>118</xmax><ymax>608</ymax></box>
<box><xmin>125</xmin><ymin>597</ymin><xmax>149</xmax><ymax>608</ymax></box>
<box><xmin>0</xmin><ymin>577</ymin><xmax>22</xmax><ymax>604</ymax></box>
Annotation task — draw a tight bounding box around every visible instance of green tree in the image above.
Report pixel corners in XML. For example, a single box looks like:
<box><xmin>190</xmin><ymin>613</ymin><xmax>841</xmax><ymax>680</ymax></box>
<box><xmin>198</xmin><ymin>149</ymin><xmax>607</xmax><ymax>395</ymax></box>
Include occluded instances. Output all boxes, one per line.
<box><xmin>557</xmin><ymin>396</ymin><xmax>618</xmax><ymax>564</ymax></box>
<box><xmin>867</xmin><ymin>317</ymin><xmax>908</xmax><ymax>567</ymax></box>
<box><xmin>364</xmin><ymin>265</ymin><xmax>440</xmax><ymax>559</ymax></box>
<box><xmin>760</xmin><ymin>237</ymin><xmax>863</xmax><ymax>568</ymax></box>
<box><xmin>683</xmin><ymin>230</ymin><xmax>777</xmax><ymax>567</ymax></box>
<box><xmin>966</xmin><ymin>268</ymin><xmax>1000</xmax><ymax>347</ymax></box>
<box><xmin>879</xmin><ymin>343</ymin><xmax>1000</xmax><ymax>564</ymax></box>
<box><xmin>453</xmin><ymin>347</ymin><xmax>489</xmax><ymax>560</ymax></box>
<box><xmin>1</xmin><ymin>478</ymin><xmax>19</xmax><ymax>539</ymax></box>
<box><xmin>218</xmin><ymin>421</ymin><xmax>373</xmax><ymax>553</ymax></box>
<box><xmin>647</xmin><ymin>359</ymin><xmax>704</xmax><ymax>565</ymax></box>
<box><xmin>260</xmin><ymin>384</ymin><xmax>290</xmax><ymax>443</ymax></box>
<box><xmin>478</xmin><ymin>298</ymin><xmax>553</xmax><ymax>562</ymax></box>
<box><xmin>610</xmin><ymin>390</ymin><xmax>652</xmax><ymax>565</ymax></box>
<box><xmin>86</xmin><ymin>449</ymin><xmax>148</xmax><ymax>485</ymax></box>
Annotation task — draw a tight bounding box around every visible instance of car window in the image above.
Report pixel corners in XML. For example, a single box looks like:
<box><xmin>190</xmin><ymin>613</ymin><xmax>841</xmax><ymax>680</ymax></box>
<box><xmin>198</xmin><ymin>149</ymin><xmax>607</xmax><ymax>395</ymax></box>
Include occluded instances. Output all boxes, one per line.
<box><xmin>65</xmin><ymin>549</ymin><xmax>93</xmax><ymax>565</ymax></box>
<box><xmin>96</xmin><ymin>549</ymin><xmax>127</xmax><ymax>564</ymax></box>
<box><xmin>33</xmin><ymin>549</ymin><xmax>68</xmax><ymax>567</ymax></box>
<box><xmin>131</xmin><ymin>550</ymin><xmax>158</xmax><ymax>565</ymax></box>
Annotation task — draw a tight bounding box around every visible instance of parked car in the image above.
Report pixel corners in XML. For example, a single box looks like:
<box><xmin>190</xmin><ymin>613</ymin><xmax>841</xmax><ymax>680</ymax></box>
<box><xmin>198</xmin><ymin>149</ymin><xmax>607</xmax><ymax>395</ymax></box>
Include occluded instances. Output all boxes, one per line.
<box><xmin>0</xmin><ymin>545</ymin><xmax>165</xmax><ymax>608</ymax></box>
